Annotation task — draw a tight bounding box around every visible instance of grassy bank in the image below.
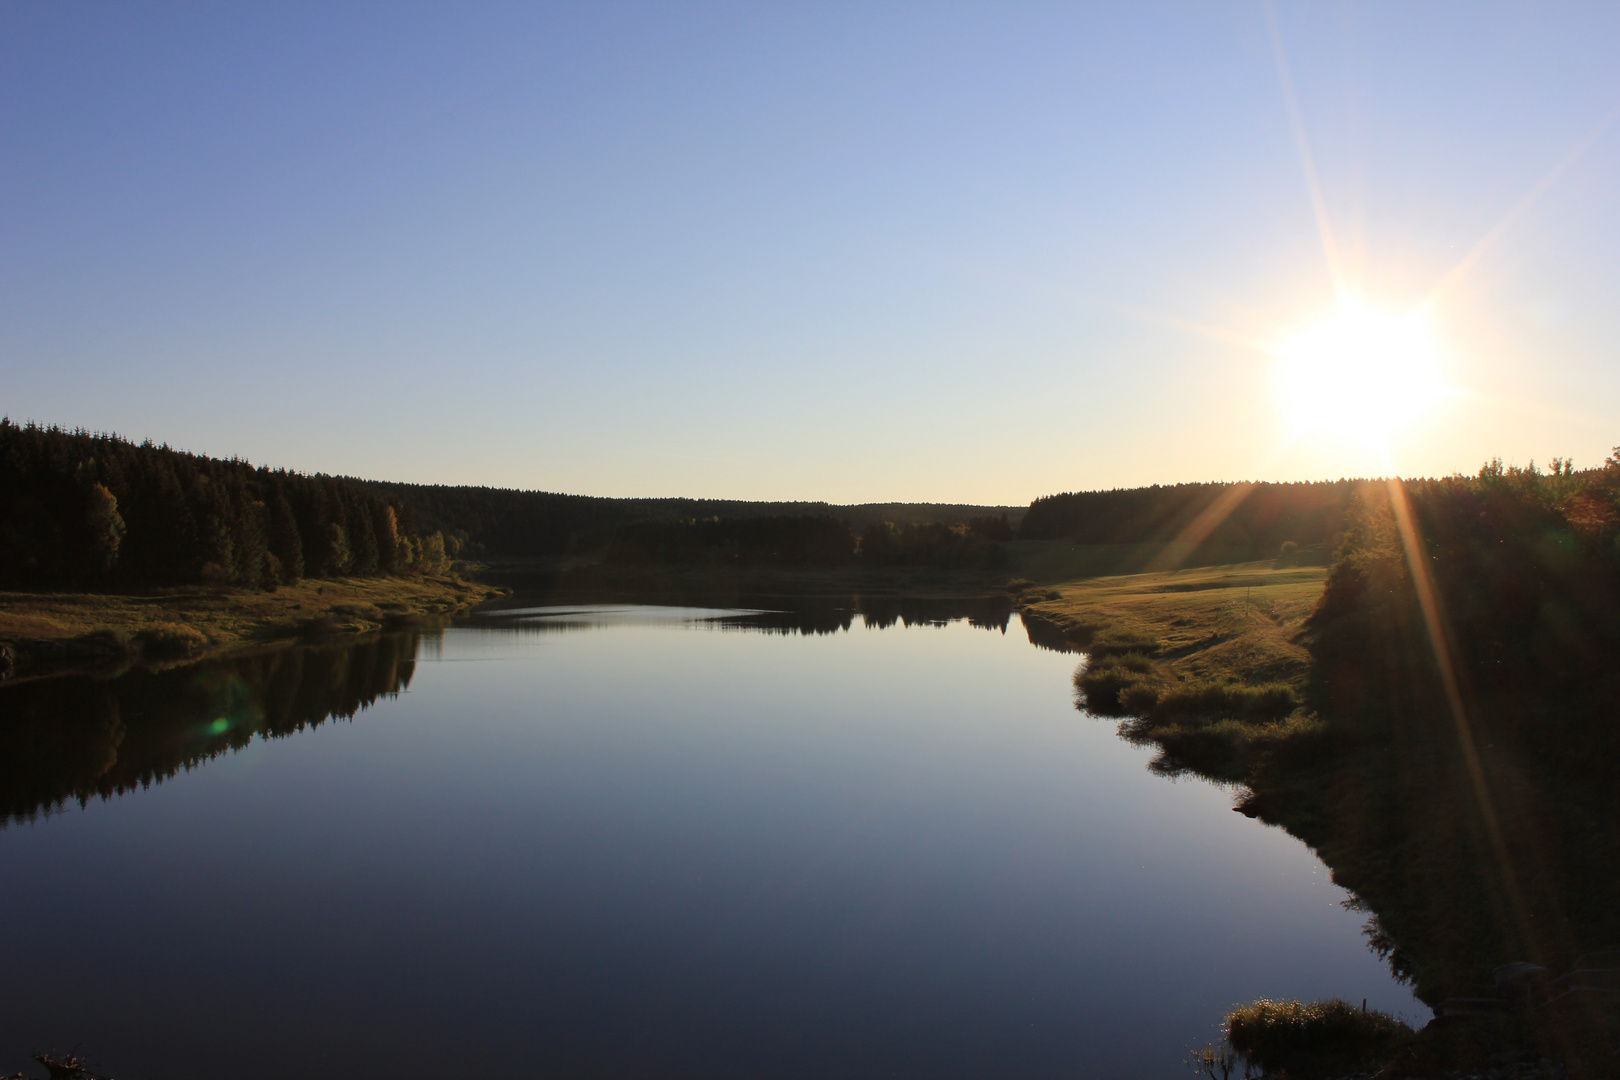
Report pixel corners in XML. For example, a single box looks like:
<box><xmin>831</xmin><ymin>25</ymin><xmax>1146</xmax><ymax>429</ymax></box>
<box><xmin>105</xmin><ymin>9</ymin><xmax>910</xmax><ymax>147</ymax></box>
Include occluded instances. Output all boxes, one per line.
<box><xmin>0</xmin><ymin>573</ymin><xmax>502</xmax><ymax>680</ymax></box>
<box><xmin>1014</xmin><ymin>475</ymin><xmax>1620</xmax><ymax>1073</ymax></box>
<box><xmin>1009</xmin><ymin>558</ymin><xmax>1330</xmax><ymax>783</ymax></box>
<box><xmin>1017</xmin><ymin>558</ymin><xmax>1327</xmax><ymax>687</ymax></box>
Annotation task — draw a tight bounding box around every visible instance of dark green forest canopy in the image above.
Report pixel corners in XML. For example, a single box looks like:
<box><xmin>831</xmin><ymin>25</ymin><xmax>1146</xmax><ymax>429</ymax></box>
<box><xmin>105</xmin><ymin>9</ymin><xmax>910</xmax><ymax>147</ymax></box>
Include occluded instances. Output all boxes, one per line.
<box><xmin>1019</xmin><ymin>480</ymin><xmax>1359</xmax><ymax>555</ymax></box>
<box><xmin>0</xmin><ymin>421</ymin><xmax>443</xmax><ymax>590</ymax></box>
<box><xmin>363</xmin><ymin>478</ymin><xmax>1025</xmax><ymax>560</ymax></box>
<box><xmin>1291</xmin><ymin>459</ymin><xmax>1620</xmax><ymax>1001</ymax></box>
<box><xmin>598</xmin><ymin>514</ymin><xmax>1012</xmax><ymax>570</ymax></box>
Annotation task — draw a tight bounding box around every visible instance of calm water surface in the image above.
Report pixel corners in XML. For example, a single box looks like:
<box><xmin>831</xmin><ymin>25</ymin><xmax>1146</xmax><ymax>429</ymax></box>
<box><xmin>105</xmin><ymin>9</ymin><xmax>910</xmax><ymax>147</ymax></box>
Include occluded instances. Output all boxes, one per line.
<box><xmin>0</xmin><ymin>602</ymin><xmax>1418</xmax><ymax>1079</ymax></box>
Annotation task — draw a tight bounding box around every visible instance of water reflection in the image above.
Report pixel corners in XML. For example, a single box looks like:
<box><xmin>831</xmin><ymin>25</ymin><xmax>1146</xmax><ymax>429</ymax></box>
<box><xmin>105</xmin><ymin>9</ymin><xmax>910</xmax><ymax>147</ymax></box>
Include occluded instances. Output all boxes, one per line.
<box><xmin>476</xmin><ymin>594</ymin><xmax>1018</xmax><ymax>637</ymax></box>
<box><xmin>0</xmin><ymin>604</ymin><xmax>1413</xmax><ymax>1080</ymax></box>
<box><xmin>0</xmin><ymin>602</ymin><xmax>1029</xmax><ymax>824</ymax></box>
<box><xmin>0</xmin><ymin>633</ymin><xmax>425</xmax><ymax>826</ymax></box>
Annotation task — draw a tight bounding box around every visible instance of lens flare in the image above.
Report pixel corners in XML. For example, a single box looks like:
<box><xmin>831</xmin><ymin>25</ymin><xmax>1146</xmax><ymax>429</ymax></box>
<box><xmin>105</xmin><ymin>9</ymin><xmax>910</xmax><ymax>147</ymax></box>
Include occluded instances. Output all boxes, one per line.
<box><xmin>1273</xmin><ymin>301</ymin><xmax>1446</xmax><ymax>449</ymax></box>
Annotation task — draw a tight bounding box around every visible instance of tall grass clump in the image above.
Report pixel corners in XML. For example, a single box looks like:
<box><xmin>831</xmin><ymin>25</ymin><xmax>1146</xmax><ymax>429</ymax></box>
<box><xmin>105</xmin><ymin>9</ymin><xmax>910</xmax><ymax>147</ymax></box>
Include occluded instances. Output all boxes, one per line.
<box><xmin>1073</xmin><ymin>651</ymin><xmax>1158</xmax><ymax>714</ymax></box>
<box><xmin>1077</xmin><ymin>654</ymin><xmax>1298</xmax><ymax>725</ymax></box>
<box><xmin>1149</xmin><ymin>681</ymin><xmax>1296</xmax><ymax>721</ymax></box>
<box><xmin>133</xmin><ymin>621</ymin><xmax>207</xmax><ymax>660</ymax></box>
<box><xmin>1224</xmin><ymin>998</ymin><xmax>1413</xmax><ymax>1078</ymax></box>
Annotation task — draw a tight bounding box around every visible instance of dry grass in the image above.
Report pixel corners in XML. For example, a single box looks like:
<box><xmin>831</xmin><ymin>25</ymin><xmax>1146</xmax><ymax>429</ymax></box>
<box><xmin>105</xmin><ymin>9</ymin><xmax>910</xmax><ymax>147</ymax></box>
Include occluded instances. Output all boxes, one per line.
<box><xmin>0</xmin><ymin>574</ymin><xmax>501</xmax><ymax>666</ymax></box>
<box><xmin>1224</xmin><ymin>997</ymin><xmax>1414</xmax><ymax>1077</ymax></box>
<box><xmin>1021</xmin><ymin>559</ymin><xmax>1327</xmax><ymax>691</ymax></box>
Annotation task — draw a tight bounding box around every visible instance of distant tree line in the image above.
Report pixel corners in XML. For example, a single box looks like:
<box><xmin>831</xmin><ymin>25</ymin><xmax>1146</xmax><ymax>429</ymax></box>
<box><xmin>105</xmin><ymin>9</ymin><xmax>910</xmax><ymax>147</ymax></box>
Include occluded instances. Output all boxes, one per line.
<box><xmin>599</xmin><ymin>513</ymin><xmax>1012</xmax><ymax>570</ymax></box>
<box><xmin>365</xmin><ymin>479</ymin><xmax>1025</xmax><ymax>562</ymax></box>
<box><xmin>858</xmin><ymin>517</ymin><xmax>1008</xmax><ymax>569</ymax></box>
<box><xmin>607</xmin><ymin>515</ymin><xmax>857</xmax><ymax>568</ymax></box>
<box><xmin>0</xmin><ymin>421</ymin><xmax>450</xmax><ymax>590</ymax></box>
<box><xmin>1018</xmin><ymin>481</ymin><xmax>1357</xmax><ymax>555</ymax></box>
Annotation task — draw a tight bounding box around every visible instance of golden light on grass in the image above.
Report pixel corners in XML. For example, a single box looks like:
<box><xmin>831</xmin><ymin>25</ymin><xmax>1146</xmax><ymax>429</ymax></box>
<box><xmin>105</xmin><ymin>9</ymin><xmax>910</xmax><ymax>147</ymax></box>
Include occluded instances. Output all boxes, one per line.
<box><xmin>1273</xmin><ymin>300</ymin><xmax>1447</xmax><ymax>450</ymax></box>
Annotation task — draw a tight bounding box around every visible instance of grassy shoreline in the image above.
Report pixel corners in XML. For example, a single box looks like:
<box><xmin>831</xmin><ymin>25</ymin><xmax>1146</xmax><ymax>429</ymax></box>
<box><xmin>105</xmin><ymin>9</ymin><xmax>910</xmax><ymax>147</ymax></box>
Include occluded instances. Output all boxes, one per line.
<box><xmin>1019</xmin><ymin>551</ymin><xmax>1620</xmax><ymax>1073</ymax></box>
<box><xmin>1009</xmin><ymin>558</ymin><xmax>1332</xmax><ymax>789</ymax></box>
<box><xmin>0</xmin><ymin>573</ymin><xmax>504</xmax><ymax>682</ymax></box>
<box><xmin>1016</xmin><ymin>558</ymin><xmax>1327</xmax><ymax>688</ymax></box>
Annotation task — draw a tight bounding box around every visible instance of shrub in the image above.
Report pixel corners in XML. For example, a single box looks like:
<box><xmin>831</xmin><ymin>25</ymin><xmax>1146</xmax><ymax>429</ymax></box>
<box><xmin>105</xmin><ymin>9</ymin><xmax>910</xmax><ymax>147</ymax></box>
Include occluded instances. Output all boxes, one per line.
<box><xmin>1074</xmin><ymin>651</ymin><xmax>1159</xmax><ymax>714</ymax></box>
<box><xmin>1150</xmin><ymin>681</ymin><xmax>1296</xmax><ymax>722</ymax></box>
<box><xmin>1225</xmin><ymin>998</ymin><xmax>1413</xmax><ymax>1078</ymax></box>
<box><xmin>135</xmin><ymin>622</ymin><xmax>207</xmax><ymax>660</ymax></box>
<box><xmin>1118</xmin><ymin>680</ymin><xmax>1162</xmax><ymax>714</ymax></box>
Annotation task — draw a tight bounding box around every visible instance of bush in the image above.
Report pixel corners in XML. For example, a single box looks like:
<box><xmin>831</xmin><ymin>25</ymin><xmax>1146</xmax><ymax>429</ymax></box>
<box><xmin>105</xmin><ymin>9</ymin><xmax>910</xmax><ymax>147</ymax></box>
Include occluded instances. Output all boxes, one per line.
<box><xmin>134</xmin><ymin>622</ymin><xmax>207</xmax><ymax>660</ymax></box>
<box><xmin>1078</xmin><ymin>659</ymin><xmax>1298</xmax><ymax>725</ymax></box>
<box><xmin>1225</xmin><ymin>998</ymin><xmax>1413</xmax><ymax>1078</ymax></box>
<box><xmin>1074</xmin><ymin>651</ymin><xmax>1159</xmax><ymax>714</ymax></box>
<box><xmin>1118</xmin><ymin>679</ymin><xmax>1162</xmax><ymax>714</ymax></box>
<box><xmin>1151</xmin><ymin>681</ymin><xmax>1296</xmax><ymax>722</ymax></box>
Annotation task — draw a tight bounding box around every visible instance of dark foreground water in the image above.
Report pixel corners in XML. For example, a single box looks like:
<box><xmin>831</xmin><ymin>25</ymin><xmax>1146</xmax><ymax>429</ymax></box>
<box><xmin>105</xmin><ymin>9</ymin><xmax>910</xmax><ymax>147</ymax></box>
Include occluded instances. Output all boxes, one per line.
<box><xmin>0</xmin><ymin>602</ymin><xmax>1418</xmax><ymax>1079</ymax></box>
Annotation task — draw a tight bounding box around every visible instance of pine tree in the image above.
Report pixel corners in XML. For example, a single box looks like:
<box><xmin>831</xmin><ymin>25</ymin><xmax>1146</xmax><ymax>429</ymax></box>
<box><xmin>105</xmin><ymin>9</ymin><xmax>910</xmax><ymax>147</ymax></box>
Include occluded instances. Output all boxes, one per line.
<box><xmin>349</xmin><ymin>496</ymin><xmax>380</xmax><ymax>576</ymax></box>
<box><xmin>268</xmin><ymin>488</ymin><xmax>304</xmax><ymax>583</ymax></box>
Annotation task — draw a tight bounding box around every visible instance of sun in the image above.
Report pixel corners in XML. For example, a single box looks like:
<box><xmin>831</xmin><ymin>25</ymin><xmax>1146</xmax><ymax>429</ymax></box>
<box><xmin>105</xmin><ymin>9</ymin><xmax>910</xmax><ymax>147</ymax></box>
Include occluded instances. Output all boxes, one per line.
<box><xmin>1273</xmin><ymin>300</ymin><xmax>1446</xmax><ymax>449</ymax></box>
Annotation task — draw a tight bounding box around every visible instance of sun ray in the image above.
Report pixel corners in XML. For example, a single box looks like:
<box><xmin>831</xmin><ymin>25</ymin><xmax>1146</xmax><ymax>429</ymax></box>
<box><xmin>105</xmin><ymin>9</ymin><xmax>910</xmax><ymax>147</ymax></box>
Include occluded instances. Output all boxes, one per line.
<box><xmin>1264</xmin><ymin>0</ymin><xmax>1346</xmax><ymax>300</ymax></box>
<box><xmin>1422</xmin><ymin>103</ymin><xmax>1620</xmax><ymax>313</ymax></box>
<box><xmin>1143</xmin><ymin>481</ymin><xmax>1258</xmax><ymax>573</ymax></box>
<box><xmin>1382</xmin><ymin>478</ymin><xmax>1538</xmax><ymax>954</ymax></box>
<box><xmin>1108</xmin><ymin>302</ymin><xmax>1272</xmax><ymax>351</ymax></box>
<box><xmin>1448</xmin><ymin>384</ymin><xmax>1614</xmax><ymax>437</ymax></box>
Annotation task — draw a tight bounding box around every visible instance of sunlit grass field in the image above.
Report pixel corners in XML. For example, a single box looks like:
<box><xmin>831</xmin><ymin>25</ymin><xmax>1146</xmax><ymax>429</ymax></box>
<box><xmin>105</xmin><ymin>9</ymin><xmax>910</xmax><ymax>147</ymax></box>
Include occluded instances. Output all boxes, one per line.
<box><xmin>0</xmin><ymin>574</ymin><xmax>499</xmax><ymax>665</ymax></box>
<box><xmin>1015</xmin><ymin>552</ymin><xmax>1327</xmax><ymax>691</ymax></box>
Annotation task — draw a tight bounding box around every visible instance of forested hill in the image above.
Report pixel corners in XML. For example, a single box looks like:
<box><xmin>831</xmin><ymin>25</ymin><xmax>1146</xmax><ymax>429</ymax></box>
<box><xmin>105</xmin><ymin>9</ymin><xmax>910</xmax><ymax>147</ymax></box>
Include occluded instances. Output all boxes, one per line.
<box><xmin>1018</xmin><ymin>481</ymin><xmax>1357</xmax><ymax>557</ymax></box>
<box><xmin>0</xmin><ymin>422</ymin><xmax>448</xmax><ymax>590</ymax></box>
<box><xmin>363</xmin><ymin>480</ymin><xmax>1024</xmax><ymax>560</ymax></box>
<box><xmin>5</xmin><ymin>418</ymin><xmax>1381</xmax><ymax>586</ymax></box>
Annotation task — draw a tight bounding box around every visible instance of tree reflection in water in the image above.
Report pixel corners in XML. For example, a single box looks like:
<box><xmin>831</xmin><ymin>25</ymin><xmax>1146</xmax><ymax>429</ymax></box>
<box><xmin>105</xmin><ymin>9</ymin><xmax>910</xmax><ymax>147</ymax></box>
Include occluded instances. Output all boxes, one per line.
<box><xmin>0</xmin><ymin>599</ymin><xmax>1021</xmax><ymax>826</ymax></box>
<box><xmin>0</xmin><ymin>632</ymin><xmax>426</xmax><ymax>826</ymax></box>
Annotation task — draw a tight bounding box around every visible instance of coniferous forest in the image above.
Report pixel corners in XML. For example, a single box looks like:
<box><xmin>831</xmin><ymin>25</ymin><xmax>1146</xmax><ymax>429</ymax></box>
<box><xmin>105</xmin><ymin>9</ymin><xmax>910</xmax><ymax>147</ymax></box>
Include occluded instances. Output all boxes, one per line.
<box><xmin>1018</xmin><ymin>479</ymin><xmax>1357</xmax><ymax>554</ymax></box>
<box><xmin>0</xmin><ymin>420</ymin><xmax>1374</xmax><ymax>591</ymax></box>
<box><xmin>0</xmin><ymin>421</ymin><xmax>449</xmax><ymax>591</ymax></box>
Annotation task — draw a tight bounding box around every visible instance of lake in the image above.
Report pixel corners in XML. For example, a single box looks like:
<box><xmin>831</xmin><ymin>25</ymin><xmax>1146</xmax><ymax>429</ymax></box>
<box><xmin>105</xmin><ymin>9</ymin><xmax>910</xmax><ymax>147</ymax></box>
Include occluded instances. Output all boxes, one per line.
<box><xmin>0</xmin><ymin>600</ymin><xmax>1420</xmax><ymax>1079</ymax></box>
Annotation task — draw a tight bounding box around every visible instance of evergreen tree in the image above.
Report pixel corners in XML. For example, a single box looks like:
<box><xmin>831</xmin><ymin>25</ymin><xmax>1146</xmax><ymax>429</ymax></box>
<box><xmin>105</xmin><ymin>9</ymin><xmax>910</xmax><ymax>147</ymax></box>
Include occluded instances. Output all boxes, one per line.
<box><xmin>0</xmin><ymin>420</ymin><xmax>432</xmax><ymax>589</ymax></box>
<box><xmin>349</xmin><ymin>496</ymin><xmax>380</xmax><ymax>576</ymax></box>
<box><xmin>268</xmin><ymin>488</ymin><xmax>304</xmax><ymax>583</ymax></box>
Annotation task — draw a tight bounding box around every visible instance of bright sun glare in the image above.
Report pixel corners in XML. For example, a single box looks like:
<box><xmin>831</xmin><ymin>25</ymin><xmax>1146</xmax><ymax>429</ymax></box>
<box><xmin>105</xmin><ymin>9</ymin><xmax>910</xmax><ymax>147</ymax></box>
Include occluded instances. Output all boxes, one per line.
<box><xmin>1274</xmin><ymin>300</ymin><xmax>1446</xmax><ymax>449</ymax></box>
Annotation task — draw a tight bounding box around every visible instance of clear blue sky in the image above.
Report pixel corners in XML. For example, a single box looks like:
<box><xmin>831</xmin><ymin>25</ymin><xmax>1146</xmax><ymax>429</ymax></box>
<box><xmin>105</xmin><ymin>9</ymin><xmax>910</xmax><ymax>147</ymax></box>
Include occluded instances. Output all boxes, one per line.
<box><xmin>4</xmin><ymin>2</ymin><xmax>1618</xmax><ymax>503</ymax></box>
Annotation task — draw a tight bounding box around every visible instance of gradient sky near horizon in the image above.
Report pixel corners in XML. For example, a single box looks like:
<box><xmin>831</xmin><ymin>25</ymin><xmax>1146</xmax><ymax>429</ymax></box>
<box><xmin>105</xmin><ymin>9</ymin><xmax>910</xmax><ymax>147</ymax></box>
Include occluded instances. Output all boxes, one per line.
<box><xmin>4</xmin><ymin>2</ymin><xmax>1619</xmax><ymax>504</ymax></box>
